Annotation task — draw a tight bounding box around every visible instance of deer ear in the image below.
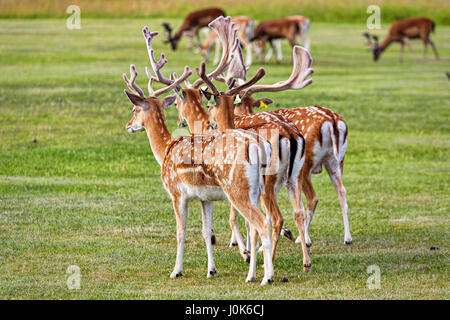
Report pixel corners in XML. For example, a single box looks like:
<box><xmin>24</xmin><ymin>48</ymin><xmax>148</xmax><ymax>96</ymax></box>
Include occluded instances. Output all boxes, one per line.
<box><xmin>124</xmin><ymin>90</ymin><xmax>149</xmax><ymax>109</ymax></box>
<box><xmin>253</xmin><ymin>98</ymin><xmax>273</xmax><ymax>107</ymax></box>
<box><xmin>201</xmin><ymin>89</ymin><xmax>212</xmax><ymax>102</ymax></box>
<box><xmin>162</xmin><ymin>93</ymin><xmax>178</xmax><ymax>109</ymax></box>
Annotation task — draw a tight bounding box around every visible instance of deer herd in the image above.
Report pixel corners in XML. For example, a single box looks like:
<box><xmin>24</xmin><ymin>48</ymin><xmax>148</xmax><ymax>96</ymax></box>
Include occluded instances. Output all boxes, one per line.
<box><xmin>122</xmin><ymin>8</ymin><xmax>441</xmax><ymax>284</ymax></box>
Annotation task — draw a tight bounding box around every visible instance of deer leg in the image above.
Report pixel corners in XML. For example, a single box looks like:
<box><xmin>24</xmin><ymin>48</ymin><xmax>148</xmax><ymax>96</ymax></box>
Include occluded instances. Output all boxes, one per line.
<box><xmin>265</xmin><ymin>40</ymin><xmax>274</xmax><ymax>62</ymax></box>
<box><xmin>287</xmin><ymin>35</ymin><xmax>298</xmax><ymax>63</ymax></box>
<box><xmin>422</xmin><ymin>39</ymin><xmax>428</xmax><ymax>61</ymax></box>
<box><xmin>170</xmin><ymin>197</ymin><xmax>188</xmax><ymax>278</ymax></box>
<box><xmin>260</xmin><ymin>182</ymin><xmax>283</xmax><ymax>262</ymax></box>
<box><xmin>403</xmin><ymin>37</ymin><xmax>419</xmax><ymax>61</ymax></box>
<box><xmin>429</xmin><ymin>39</ymin><xmax>440</xmax><ymax>60</ymax></box>
<box><xmin>200</xmin><ymin>201</ymin><xmax>216</xmax><ymax>278</ymax></box>
<box><xmin>246</xmin><ymin>222</ymin><xmax>258</xmax><ymax>282</ymax></box>
<box><xmin>287</xmin><ymin>178</ymin><xmax>311</xmax><ymax>271</ymax></box>
<box><xmin>185</xmin><ymin>31</ymin><xmax>194</xmax><ymax>51</ymax></box>
<box><xmin>228</xmin><ymin>205</ymin><xmax>250</xmax><ymax>262</ymax></box>
<box><xmin>245</xmin><ymin>42</ymin><xmax>253</xmax><ymax>66</ymax></box>
<box><xmin>324</xmin><ymin>160</ymin><xmax>352</xmax><ymax>245</ymax></box>
<box><xmin>193</xmin><ymin>27</ymin><xmax>202</xmax><ymax>53</ymax></box>
<box><xmin>300</xmin><ymin>171</ymin><xmax>318</xmax><ymax>249</ymax></box>
<box><xmin>276</xmin><ymin>39</ymin><xmax>283</xmax><ymax>63</ymax></box>
<box><xmin>266</xmin><ymin>40</ymin><xmax>273</xmax><ymax>62</ymax></box>
<box><xmin>302</xmin><ymin>36</ymin><xmax>311</xmax><ymax>51</ymax></box>
<box><xmin>228</xmin><ymin>195</ymin><xmax>273</xmax><ymax>285</ymax></box>
<box><xmin>399</xmin><ymin>41</ymin><xmax>404</xmax><ymax>62</ymax></box>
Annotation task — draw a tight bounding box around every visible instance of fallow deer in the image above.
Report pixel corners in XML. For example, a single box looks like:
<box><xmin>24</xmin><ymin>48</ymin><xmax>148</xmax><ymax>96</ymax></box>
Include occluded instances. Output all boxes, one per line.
<box><xmin>201</xmin><ymin>16</ymin><xmax>254</xmax><ymax>66</ymax></box>
<box><xmin>163</xmin><ymin>16</ymin><xmax>311</xmax><ymax>270</ymax></box>
<box><xmin>228</xmin><ymin>46</ymin><xmax>352</xmax><ymax>249</ymax></box>
<box><xmin>251</xmin><ymin>18</ymin><xmax>300</xmax><ymax>63</ymax></box>
<box><xmin>364</xmin><ymin>17</ymin><xmax>439</xmax><ymax>62</ymax></box>
<box><xmin>123</xmin><ymin>25</ymin><xmax>275</xmax><ymax>285</ymax></box>
<box><xmin>162</xmin><ymin>7</ymin><xmax>225</xmax><ymax>51</ymax></box>
<box><xmin>261</xmin><ymin>16</ymin><xmax>311</xmax><ymax>63</ymax></box>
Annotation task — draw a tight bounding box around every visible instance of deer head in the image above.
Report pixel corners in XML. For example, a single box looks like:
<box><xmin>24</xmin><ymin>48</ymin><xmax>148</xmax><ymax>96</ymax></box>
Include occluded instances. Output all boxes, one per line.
<box><xmin>123</xmin><ymin>27</ymin><xmax>193</xmax><ymax>134</ymax></box>
<box><xmin>363</xmin><ymin>32</ymin><xmax>381</xmax><ymax>61</ymax></box>
<box><xmin>162</xmin><ymin>23</ymin><xmax>179</xmax><ymax>51</ymax></box>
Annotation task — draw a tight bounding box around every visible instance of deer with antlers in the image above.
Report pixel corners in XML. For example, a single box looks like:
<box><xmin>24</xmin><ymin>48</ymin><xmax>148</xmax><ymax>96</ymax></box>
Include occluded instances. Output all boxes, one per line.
<box><xmin>122</xmin><ymin>25</ymin><xmax>276</xmax><ymax>285</ymax></box>
<box><xmin>363</xmin><ymin>17</ymin><xmax>439</xmax><ymax>62</ymax></box>
<box><xmin>165</xmin><ymin>17</ymin><xmax>311</xmax><ymax>271</ymax></box>
<box><xmin>168</xmin><ymin>17</ymin><xmax>313</xmax><ymax>270</ymax></box>
<box><xmin>200</xmin><ymin>16</ymin><xmax>254</xmax><ymax>66</ymax></box>
<box><xmin>162</xmin><ymin>7</ymin><xmax>225</xmax><ymax>51</ymax></box>
<box><xmin>226</xmin><ymin>43</ymin><xmax>352</xmax><ymax>249</ymax></box>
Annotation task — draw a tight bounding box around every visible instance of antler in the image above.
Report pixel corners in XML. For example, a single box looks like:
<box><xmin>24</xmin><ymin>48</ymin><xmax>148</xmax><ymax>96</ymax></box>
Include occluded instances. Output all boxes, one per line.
<box><xmin>224</xmin><ymin>39</ymin><xmax>247</xmax><ymax>85</ymax></box>
<box><xmin>123</xmin><ymin>64</ymin><xmax>146</xmax><ymax>98</ymax></box>
<box><xmin>192</xmin><ymin>16</ymin><xmax>240</xmax><ymax>88</ymax></box>
<box><xmin>227</xmin><ymin>68</ymin><xmax>266</xmax><ymax>95</ymax></box>
<box><xmin>141</xmin><ymin>26</ymin><xmax>192</xmax><ymax>96</ymax></box>
<box><xmin>196</xmin><ymin>61</ymin><xmax>219</xmax><ymax>95</ymax></box>
<box><xmin>143</xmin><ymin>26</ymin><xmax>172</xmax><ymax>86</ymax></box>
<box><xmin>242</xmin><ymin>46</ymin><xmax>314</xmax><ymax>96</ymax></box>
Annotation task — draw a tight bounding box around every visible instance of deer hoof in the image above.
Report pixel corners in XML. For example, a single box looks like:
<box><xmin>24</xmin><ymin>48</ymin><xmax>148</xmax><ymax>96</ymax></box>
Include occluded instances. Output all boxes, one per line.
<box><xmin>170</xmin><ymin>271</ymin><xmax>183</xmax><ymax>278</ymax></box>
<box><xmin>211</xmin><ymin>235</ymin><xmax>216</xmax><ymax>245</ymax></box>
<box><xmin>303</xmin><ymin>263</ymin><xmax>311</xmax><ymax>272</ymax></box>
<box><xmin>208</xmin><ymin>269</ymin><xmax>217</xmax><ymax>278</ymax></box>
<box><xmin>281</xmin><ymin>228</ymin><xmax>293</xmax><ymax>241</ymax></box>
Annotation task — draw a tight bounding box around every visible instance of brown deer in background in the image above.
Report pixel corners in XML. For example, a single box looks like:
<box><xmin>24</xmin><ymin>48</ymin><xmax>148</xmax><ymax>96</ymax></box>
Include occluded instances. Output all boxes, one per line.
<box><xmin>250</xmin><ymin>18</ymin><xmax>300</xmax><ymax>63</ymax></box>
<box><xmin>162</xmin><ymin>7</ymin><xmax>225</xmax><ymax>51</ymax></box>
<box><xmin>200</xmin><ymin>16</ymin><xmax>254</xmax><ymax>66</ymax></box>
<box><xmin>261</xmin><ymin>16</ymin><xmax>311</xmax><ymax>63</ymax></box>
<box><xmin>364</xmin><ymin>17</ymin><xmax>439</xmax><ymax>62</ymax></box>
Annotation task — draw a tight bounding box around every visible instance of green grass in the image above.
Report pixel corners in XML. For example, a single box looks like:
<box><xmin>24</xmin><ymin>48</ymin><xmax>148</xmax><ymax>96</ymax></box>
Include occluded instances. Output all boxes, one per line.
<box><xmin>0</xmin><ymin>18</ymin><xmax>449</xmax><ymax>299</ymax></box>
<box><xmin>1</xmin><ymin>0</ymin><xmax>450</xmax><ymax>25</ymax></box>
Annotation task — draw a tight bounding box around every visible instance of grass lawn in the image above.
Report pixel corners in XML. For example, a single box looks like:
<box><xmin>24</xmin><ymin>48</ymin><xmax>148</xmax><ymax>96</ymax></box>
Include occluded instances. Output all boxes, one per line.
<box><xmin>0</xmin><ymin>18</ymin><xmax>449</xmax><ymax>299</ymax></box>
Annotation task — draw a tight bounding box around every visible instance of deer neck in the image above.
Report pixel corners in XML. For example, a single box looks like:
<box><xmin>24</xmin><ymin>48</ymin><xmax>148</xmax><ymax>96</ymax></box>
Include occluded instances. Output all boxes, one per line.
<box><xmin>216</xmin><ymin>96</ymin><xmax>236</xmax><ymax>131</ymax></box>
<box><xmin>186</xmin><ymin>101</ymin><xmax>211</xmax><ymax>134</ymax></box>
<box><xmin>379</xmin><ymin>37</ymin><xmax>393</xmax><ymax>52</ymax></box>
<box><xmin>143</xmin><ymin>107</ymin><xmax>173</xmax><ymax>167</ymax></box>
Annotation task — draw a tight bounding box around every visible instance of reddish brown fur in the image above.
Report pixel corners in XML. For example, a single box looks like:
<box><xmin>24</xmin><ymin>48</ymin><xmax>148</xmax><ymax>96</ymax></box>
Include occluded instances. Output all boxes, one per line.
<box><xmin>372</xmin><ymin>17</ymin><xmax>439</xmax><ymax>61</ymax></box>
<box><xmin>166</xmin><ymin>7</ymin><xmax>225</xmax><ymax>50</ymax></box>
<box><xmin>234</xmin><ymin>94</ymin><xmax>352</xmax><ymax>247</ymax></box>
<box><xmin>251</xmin><ymin>18</ymin><xmax>299</xmax><ymax>62</ymax></box>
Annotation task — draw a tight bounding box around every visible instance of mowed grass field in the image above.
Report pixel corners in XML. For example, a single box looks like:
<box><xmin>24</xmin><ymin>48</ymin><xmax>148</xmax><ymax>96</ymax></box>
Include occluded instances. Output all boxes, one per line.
<box><xmin>0</xmin><ymin>17</ymin><xmax>449</xmax><ymax>299</ymax></box>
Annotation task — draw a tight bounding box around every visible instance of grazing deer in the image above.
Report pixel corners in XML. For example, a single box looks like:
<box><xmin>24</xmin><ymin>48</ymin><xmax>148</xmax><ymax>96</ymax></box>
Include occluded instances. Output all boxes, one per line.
<box><xmin>251</xmin><ymin>18</ymin><xmax>300</xmax><ymax>63</ymax></box>
<box><xmin>201</xmin><ymin>16</ymin><xmax>254</xmax><ymax>66</ymax></box>
<box><xmin>228</xmin><ymin>46</ymin><xmax>352</xmax><ymax>248</ymax></box>
<box><xmin>123</xmin><ymin>25</ymin><xmax>275</xmax><ymax>285</ymax></box>
<box><xmin>262</xmin><ymin>16</ymin><xmax>311</xmax><ymax>63</ymax></box>
<box><xmin>162</xmin><ymin>7</ymin><xmax>225</xmax><ymax>51</ymax></box>
<box><xmin>363</xmin><ymin>17</ymin><xmax>439</xmax><ymax>62</ymax></box>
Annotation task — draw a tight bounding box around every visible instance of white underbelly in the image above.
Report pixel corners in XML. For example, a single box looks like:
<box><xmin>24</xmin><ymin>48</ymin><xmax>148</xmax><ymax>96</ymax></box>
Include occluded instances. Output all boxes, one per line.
<box><xmin>179</xmin><ymin>184</ymin><xmax>227</xmax><ymax>201</ymax></box>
